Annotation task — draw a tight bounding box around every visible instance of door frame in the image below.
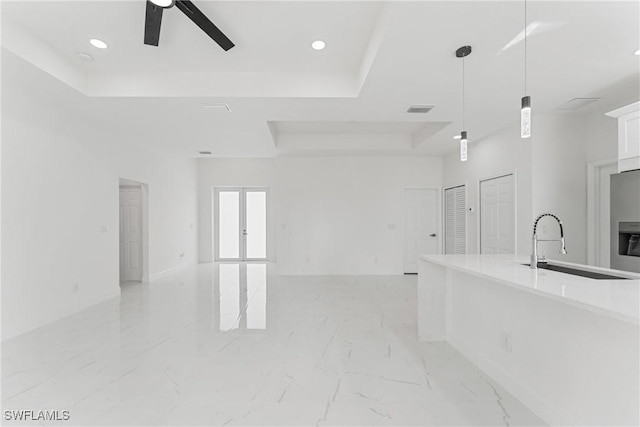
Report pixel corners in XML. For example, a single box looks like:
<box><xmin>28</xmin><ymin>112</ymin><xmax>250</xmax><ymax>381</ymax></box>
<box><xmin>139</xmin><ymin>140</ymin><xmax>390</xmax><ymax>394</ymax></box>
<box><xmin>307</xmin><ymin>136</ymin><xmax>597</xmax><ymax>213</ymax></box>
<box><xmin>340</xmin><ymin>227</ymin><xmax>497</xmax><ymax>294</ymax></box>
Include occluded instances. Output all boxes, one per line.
<box><xmin>402</xmin><ymin>187</ymin><xmax>442</xmax><ymax>273</ymax></box>
<box><xmin>586</xmin><ymin>158</ymin><xmax>617</xmax><ymax>267</ymax></box>
<box><xmin>118</xmin><ymin>178</ymin><xmax>149</xmax><ymax>283</ymax></box>
<box><xmin>213</xmin><ymin>187</ymin><xmax>270</xmax><ymax>261</ymax></box>
<box><xmin>478</xmin><ymin>172</ymin><xmax>516</xmax><ymax>255</ymax></box>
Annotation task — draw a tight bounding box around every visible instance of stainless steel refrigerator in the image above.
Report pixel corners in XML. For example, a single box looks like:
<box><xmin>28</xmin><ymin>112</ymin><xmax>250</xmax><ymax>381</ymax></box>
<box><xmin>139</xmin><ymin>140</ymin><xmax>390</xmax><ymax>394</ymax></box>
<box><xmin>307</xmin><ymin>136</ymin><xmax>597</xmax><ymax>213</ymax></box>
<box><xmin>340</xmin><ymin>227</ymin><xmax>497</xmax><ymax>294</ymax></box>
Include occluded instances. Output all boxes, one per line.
<box><xmin>611</xmin><ymin>169</ymin><xmax>640</xmax><ymax>273</ymax></box>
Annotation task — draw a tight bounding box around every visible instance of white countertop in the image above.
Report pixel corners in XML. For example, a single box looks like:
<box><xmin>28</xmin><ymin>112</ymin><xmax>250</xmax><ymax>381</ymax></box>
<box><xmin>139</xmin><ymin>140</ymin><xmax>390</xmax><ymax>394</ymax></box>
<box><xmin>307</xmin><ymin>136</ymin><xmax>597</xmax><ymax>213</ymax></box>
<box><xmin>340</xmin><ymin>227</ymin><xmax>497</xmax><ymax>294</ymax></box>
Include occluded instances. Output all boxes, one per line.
<box><xmin>420</xmin><ymin>254</ymin><xmax>640</xmax><ymax>325</ymax></box>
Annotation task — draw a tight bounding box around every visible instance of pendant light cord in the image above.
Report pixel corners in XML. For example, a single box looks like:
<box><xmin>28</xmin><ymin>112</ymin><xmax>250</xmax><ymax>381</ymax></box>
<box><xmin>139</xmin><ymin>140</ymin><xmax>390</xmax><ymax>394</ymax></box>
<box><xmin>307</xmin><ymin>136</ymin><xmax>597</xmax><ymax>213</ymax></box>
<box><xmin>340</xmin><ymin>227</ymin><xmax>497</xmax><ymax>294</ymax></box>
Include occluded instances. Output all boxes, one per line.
<box><xmin>462</xmin><ymin>56</ymin><xmax>466</xmax><ymax>129</ymax></box>
<box><xmin>524</xmin><ymin>0</ymin><xmax>528</xmax><ymax>94</ymax></box>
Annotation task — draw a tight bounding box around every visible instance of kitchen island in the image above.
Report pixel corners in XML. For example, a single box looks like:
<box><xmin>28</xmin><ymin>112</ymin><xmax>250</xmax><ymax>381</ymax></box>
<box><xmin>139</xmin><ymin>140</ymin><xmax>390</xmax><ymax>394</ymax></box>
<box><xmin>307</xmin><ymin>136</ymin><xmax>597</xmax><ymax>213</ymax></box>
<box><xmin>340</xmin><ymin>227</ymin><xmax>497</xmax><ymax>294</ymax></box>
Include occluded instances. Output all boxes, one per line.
<box><xmin>418</xmin><ymin>254</ymin><xmax>639</xmax><ymax>426</ymax></box>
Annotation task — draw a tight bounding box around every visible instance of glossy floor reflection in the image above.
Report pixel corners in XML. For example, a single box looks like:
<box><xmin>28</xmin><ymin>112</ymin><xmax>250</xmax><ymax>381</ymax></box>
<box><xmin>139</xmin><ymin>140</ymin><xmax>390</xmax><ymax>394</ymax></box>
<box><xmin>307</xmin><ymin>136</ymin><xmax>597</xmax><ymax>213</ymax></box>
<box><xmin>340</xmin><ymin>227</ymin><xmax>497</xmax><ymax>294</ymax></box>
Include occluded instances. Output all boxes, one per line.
<box><xmin>1</xmin><ymin>264</ymin><xmax>545</xmax><ymax>426</ymax></box>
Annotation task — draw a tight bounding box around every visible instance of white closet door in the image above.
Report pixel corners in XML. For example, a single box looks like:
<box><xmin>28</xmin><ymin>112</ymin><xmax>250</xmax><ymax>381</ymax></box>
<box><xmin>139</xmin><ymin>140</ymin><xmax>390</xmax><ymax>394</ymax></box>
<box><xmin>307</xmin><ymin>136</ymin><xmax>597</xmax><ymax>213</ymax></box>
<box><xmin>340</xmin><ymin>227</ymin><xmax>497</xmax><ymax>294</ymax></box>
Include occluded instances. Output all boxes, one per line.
<box><xmin>444</xmin><ymin>186</ymin><xmax>466</xmax><ymax>255</ymax></box>
<box><xmin>119</xmin><ymin>187</ymin><xmax>143</xmax><ymax>282</ymax></box>
<box><xmin>480</xmin><ymin>174</ymin><xmax>515</xmax><ymax>254</ymax></box>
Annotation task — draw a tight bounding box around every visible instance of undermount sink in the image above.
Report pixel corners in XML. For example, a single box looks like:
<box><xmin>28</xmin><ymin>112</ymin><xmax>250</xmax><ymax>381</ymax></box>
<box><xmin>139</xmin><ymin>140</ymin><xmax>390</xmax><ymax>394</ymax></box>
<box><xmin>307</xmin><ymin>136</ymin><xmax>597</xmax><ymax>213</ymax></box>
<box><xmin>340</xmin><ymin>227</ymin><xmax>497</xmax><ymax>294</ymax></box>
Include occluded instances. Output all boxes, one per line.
<box><xmin>522</xmin><ymin>263</ymin><xmax>630</xmax><ymax>280</ymax></box>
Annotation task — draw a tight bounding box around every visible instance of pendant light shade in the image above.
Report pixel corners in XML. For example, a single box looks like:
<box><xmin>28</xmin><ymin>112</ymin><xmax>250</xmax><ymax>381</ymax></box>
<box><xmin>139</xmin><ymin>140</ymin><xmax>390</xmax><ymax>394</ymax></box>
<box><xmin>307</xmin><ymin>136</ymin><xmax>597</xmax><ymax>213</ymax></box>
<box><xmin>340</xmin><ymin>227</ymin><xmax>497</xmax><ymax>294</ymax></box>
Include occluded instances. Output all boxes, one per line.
<box><xmin>521</xmin><ymin>95</ymin><xmax>531</xmax><ymax>138</ymax></box>
<box><xmin>460</xmin><ymin>131</ymin><xmax>468</xmax><ymax>162</ymax></box>
<box><xmin>456</xmin><ymin>46</ymin><xmax>472</xmax><ymax>162</ymax></box>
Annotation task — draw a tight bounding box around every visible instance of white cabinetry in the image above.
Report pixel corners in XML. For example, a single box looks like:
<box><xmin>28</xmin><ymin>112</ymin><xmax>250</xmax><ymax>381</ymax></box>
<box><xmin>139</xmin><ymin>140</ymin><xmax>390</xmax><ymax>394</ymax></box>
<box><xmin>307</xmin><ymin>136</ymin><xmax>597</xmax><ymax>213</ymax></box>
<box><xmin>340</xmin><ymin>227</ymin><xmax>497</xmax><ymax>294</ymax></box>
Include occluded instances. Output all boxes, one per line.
<box><xmin>606</xmin><ymin>102</ymin><xmax>640</xmax><ymax>172</ymax></box>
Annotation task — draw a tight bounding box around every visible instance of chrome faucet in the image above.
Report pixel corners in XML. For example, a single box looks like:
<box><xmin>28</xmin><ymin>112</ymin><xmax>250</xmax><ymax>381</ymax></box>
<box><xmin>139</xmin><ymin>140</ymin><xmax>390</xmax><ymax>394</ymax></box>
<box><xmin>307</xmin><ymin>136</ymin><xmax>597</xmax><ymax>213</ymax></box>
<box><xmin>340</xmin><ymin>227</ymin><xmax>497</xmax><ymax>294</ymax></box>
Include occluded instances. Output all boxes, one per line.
<box><xmin>531</xmin><ymin>213</ymin><xmax>567</xmax><ymax>269</ymax></box>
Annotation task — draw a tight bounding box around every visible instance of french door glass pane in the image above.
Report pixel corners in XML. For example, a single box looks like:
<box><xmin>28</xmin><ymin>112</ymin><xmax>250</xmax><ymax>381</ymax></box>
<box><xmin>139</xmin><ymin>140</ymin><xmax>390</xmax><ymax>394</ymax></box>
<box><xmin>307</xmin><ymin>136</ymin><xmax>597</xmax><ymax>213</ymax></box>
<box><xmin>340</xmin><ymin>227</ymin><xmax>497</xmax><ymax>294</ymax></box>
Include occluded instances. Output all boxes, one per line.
<box><xmin>245</xmin><ymin>191</ymin><xmax>267</xmax><ymax>259</ymax></box>
<box><xmin>218</xmin><ymin>191</ymin><xmax>240</xmax><ymax>259</ymax></box>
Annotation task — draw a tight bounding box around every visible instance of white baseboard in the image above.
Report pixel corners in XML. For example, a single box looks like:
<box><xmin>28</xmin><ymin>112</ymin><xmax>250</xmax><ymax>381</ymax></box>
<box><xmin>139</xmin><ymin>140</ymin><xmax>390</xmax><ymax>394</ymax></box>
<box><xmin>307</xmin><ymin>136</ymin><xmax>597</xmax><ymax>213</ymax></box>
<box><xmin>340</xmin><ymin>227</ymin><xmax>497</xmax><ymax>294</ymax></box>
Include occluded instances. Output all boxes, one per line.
<box><xmin>2</xmin><ymin>288</ymin><xmax>121</xmax><ymax>342</ymax></box>
<box><xmin>77</xmin><ymin>288</ymin><xmax>121</xmax><ymax>310</ymax></box>
<box><xmin>449</xmin><ymin>335</ymin><xmax>574</xmax><ymax>426</ymax></box>
<box><xmin>150</xmin><ymin>261</ymin><xmax>195</xmax><ymax>282</ymax></box>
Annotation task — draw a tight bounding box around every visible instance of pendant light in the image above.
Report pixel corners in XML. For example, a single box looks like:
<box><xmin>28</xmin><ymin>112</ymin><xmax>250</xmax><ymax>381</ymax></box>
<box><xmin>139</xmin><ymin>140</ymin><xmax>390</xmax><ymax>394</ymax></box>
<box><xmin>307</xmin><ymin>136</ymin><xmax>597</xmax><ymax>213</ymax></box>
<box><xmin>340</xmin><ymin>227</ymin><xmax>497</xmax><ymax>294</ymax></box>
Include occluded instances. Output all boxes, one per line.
<box><xmin>456</xmin><ymin>45</ymin><xmax>472</xmax><ymax>162</ymax></box>
<box><xmin>521</xmin><ymin>0</ymin><xmax>531</xmax><ymax>138</ymax></box>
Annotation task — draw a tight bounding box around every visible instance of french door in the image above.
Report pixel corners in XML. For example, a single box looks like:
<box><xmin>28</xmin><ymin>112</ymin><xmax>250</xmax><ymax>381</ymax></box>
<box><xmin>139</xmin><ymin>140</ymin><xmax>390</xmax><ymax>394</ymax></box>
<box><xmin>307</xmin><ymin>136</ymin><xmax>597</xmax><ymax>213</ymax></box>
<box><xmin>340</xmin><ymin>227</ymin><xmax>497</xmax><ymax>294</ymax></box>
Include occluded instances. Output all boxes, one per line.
<box><xmin>214</xmin><ymin>188</ymin><xmax>268</xmax><ymax>261</ymax></box>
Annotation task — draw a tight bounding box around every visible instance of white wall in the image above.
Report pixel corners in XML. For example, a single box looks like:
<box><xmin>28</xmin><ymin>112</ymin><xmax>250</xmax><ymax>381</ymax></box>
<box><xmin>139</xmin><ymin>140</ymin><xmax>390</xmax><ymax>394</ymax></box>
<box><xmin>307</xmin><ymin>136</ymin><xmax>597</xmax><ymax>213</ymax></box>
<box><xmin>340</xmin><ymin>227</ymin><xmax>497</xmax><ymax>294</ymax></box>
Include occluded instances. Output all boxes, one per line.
<box><xmin>197</xmin><ymin>158</ymin><xmax>277</xmax><ymax>264</ymax></box>
<box><xmin>585</xmin><ymin>111</ymin><xmax>618</xmax><ymax>163</ymax></box>
<box><xmin>1</xmin><ymin>67</ymin><xmax>198</xmax><ymax>340</ymax></box>
<box><xmin>276</xmin><ymin>157</ymin><xmax>442</xmax><ymax>275</ymax></box>
<box><xmin>529</xmin><ymin>115</ymin><xmax>589</xmax><ymax>264</ymax></box>
<box><xmin>443</xmin><ymin>111</ymin><xmax>620</xmax><ymax>265</ymax></box>
<box><xmin>198</xmin><ymin>156</ymin><xmax>442</xmax><ymax>275</ymax></box>
<box><xmin>443</xmin><ymin>125</ymin><xmax>533</xmax><ymax>256</ymax></box>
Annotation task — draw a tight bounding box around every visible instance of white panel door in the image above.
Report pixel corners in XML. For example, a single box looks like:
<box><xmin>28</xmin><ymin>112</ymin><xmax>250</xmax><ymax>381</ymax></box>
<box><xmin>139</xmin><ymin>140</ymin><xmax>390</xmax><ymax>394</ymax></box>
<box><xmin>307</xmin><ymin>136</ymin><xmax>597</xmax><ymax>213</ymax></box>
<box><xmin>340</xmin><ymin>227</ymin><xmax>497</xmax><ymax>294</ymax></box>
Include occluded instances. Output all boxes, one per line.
<box><xmin>480</xmin><ymin>174</ymin><xmax>515</xmax><ymax>254</ymax></box>
<box><xmin>444</xmin><ymin>186</ymin><xmax>466</xmax><ymax>254</ymax></box>
<box><xmin>404</xmin><ymin>189</ymin><xmax>439</xmax><ymax>273</ymax></box>
<box><xmin>119</xmin><ymin>187</ymin><xmax>143</xmax><ymax>282</ymax></box>
<box><xmin>215</xmin><ymin>188</ymin><xmax>268</xmax><ymax>261</ymax></box>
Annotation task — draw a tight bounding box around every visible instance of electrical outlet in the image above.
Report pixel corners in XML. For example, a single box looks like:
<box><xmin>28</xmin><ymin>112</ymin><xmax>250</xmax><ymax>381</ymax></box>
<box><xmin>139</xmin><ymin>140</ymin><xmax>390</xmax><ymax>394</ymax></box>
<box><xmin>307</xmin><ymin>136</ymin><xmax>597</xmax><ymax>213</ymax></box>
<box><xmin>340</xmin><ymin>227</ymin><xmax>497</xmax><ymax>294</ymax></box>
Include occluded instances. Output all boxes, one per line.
<box><xmin>374</xmin><ymin>257</ymin><xmax>378</xmax><ymax>264</ymax></box>
<box><xmin>179</xmin><ymin>252</ymin><xmax>185</xmax><ymax>258</ymax></box>
<box><xmin>72</xmin><ymin>283</ymin><xmax>79</xmax><ymax>293</ymax></box>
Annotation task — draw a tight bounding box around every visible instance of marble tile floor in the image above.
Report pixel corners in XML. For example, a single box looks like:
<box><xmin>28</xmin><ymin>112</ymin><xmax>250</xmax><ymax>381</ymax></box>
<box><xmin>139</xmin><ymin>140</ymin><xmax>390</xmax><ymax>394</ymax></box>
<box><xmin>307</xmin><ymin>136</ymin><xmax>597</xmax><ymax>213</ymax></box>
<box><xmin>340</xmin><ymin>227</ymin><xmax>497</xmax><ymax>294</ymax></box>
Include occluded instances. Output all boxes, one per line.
<box><xmin>1</xmin><ymin>263</ymin><xmax>545</xmax><ymax>426</ymax></box>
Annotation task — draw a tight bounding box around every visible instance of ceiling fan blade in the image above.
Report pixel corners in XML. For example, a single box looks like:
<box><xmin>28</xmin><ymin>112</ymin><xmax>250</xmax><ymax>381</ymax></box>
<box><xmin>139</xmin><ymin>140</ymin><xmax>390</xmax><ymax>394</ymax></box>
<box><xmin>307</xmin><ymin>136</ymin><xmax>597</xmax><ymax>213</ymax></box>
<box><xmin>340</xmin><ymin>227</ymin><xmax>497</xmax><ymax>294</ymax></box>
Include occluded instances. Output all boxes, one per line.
<box><xmin>175</xmin><ymin>0</ymin><xmax>235</xmax><ymax>51</ymax></box>
<box><xmin>144</xmin><ymin>1</ymin><xmax>163</xmax><ymax>46</ymax></box>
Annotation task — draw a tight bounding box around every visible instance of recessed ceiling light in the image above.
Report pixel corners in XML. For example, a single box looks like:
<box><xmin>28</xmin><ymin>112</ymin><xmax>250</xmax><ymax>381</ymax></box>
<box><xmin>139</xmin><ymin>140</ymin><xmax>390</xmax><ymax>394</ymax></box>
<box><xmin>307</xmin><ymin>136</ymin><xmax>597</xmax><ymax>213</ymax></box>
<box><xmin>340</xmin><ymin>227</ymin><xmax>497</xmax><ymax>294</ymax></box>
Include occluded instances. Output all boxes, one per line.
<box><xmin>90</xmin><ymin>38</ymin><xmax>108</xmax><ymax>49</ymax></box>
<box><xmin>635</xmin><ymin>49</ymin><xmax>640</xmax><ymax>56</ymax></box>
<box><xmin>150</xmin><ymin>0</ymin><xmax>174</xmax><ymax>7</ymax></box>
<box><xmin>76</xmin><ymin>52</ymin><xmax>93</xmax><ymax>62</ymax></box>
<box><xmin>311</xmin><ymin>40</ymin><xmax>326</xmax><ymax>51</ymax></box>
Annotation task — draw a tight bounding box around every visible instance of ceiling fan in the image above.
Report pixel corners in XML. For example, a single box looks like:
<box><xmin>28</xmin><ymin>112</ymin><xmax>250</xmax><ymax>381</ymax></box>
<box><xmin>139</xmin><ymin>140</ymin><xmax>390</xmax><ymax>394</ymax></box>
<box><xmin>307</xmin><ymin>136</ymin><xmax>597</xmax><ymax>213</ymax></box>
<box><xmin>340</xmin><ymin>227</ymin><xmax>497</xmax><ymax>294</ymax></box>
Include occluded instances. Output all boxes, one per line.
<box><xmin>144</xmin><ymin>0</ymin><xmax>235</xmax><ymax>51</ymax></box>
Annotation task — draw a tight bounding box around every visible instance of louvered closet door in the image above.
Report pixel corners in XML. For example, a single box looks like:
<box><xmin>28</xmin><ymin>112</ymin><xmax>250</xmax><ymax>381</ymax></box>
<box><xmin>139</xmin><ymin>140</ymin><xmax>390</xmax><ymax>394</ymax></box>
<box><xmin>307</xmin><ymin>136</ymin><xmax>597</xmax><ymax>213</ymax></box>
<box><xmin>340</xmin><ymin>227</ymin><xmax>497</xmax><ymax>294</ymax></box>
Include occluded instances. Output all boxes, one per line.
<box><xmin>444</xmin><ymin>186</ymin><xmax>466</xmax><ymax>254</ymax></box>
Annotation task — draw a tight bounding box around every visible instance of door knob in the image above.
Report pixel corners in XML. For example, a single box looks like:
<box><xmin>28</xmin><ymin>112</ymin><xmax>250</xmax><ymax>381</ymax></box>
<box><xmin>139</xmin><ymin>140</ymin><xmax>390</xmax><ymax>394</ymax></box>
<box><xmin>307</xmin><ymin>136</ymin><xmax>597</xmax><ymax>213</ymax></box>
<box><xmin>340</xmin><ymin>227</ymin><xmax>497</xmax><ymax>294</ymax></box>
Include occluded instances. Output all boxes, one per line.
<box><xmin>429</xmin><ymin>233</ymin><xmax>436</xmax><ymax>237</ymax></box>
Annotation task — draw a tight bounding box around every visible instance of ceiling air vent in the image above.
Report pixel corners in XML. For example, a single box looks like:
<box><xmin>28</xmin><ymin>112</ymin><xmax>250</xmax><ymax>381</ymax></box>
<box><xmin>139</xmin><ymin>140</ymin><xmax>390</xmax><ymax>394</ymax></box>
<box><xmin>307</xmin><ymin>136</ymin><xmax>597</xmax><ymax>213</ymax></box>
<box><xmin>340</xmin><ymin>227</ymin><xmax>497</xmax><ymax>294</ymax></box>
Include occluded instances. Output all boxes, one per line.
<box><xmin>203</xmin><ymin>103</ymin><xmax>231</xmax><ymax>112</ymax></box>
<box><xmin>555</xmin><ymin>98</ymin><xmax>600</xmax><ymax>111</ymax></box>
<box><xmin>407</xmin><ymin>104</ymin><xmax>434</xmax><ymax>114</ymax></box>
<box><xmin>198</xmin><ymin>151</ymin><xmax>212</xmax><ymax>155</ymax></box>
